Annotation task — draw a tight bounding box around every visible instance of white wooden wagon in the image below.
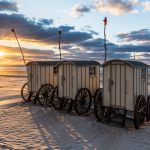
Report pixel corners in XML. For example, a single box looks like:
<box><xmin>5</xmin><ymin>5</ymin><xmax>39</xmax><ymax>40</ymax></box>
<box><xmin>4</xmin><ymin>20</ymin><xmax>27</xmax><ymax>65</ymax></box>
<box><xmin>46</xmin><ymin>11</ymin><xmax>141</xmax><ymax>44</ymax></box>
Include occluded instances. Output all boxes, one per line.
<box><xmin>94</xmin><ymin>59</ymin><xmax>149</xmax><ymax>129</ymax></box>
<box><xmin>54</xmin><ymin>60</ymin><xmax>101</xmax><ymax>115</ymax></box>
<box><xmin>21</xmin><ymin>61</ymin><xmax>59</xmax><ymax>105</ymax></box>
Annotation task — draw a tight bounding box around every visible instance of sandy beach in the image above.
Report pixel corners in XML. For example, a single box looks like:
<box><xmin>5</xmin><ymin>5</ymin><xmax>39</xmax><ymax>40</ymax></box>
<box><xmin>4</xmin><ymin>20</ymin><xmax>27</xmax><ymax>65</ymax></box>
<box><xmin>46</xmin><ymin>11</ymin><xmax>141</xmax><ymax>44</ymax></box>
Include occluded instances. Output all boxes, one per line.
<box><xmin>0</xmin><ymin>76</ymin><xmax>150</xmax><ymax>150</ymax></box>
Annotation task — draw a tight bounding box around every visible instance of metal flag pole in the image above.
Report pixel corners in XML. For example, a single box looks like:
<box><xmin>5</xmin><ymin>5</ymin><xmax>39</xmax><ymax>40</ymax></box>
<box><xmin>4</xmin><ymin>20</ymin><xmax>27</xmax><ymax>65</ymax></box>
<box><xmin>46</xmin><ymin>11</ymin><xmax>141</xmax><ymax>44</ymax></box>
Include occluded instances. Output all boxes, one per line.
<box><xmin>11</xmin><ymin>28</ymin><xmax>27</xmax><ymax>71</ymax></box>
<box><xmin>103</xmin><ymin>17</ymin><xmax>107</xmax><ymax>62</ymax></box>
<box><xmin>134</xmin><ymin>52</ymin><xmax>136</xmax><ymax>60</ymax></box>
<box><xmin>58</xmin><ymin>30</ymin><xmax>62</xmax><ymax>61</ymax></box>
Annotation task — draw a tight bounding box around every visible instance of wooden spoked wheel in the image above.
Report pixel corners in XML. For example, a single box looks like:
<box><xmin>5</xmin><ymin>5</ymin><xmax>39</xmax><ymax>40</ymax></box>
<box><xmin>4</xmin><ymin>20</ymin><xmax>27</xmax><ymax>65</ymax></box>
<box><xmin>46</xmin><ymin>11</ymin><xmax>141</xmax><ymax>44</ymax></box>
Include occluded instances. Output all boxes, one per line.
<box><xmin>94</xmin><ymin>88</ymin><xmax>103</xmax><ymax>100</ymax></box>
<box><xmin>21</xmin><ymin>82</ymin><xmax>30</xmax><ymax>102</ymax></box>
<box><xmin>134</xmin><ymin>95</ymin><xmax>146</xmax><ymax>129</ymax></box>
<box><xmin>36</xmin><ymin>84</ymin><xmax>54</xmax><ymax>106</ymax></box>
<box><xmin>146</xmin><ymin>95</ymin><xmax>150</xmax><ymax>121</ymax></box>
<box><xmin>52</xmin><ymin>86</ymin><xmax>61</xmax><ymax>109</ymax></box>
<box><xmin>94</xmin><ymin>89</ymin><xmax>103</xmax><ymax>121</ymax></box>
<box><xmin>74</xmin><ymin>88</ymin><xmax>92</xmax><ymax>115</ymax></box>
<box><xmin>30</xmin><ymin>91</ymin><xmax>37</xmax><ymax>104</ymax></box>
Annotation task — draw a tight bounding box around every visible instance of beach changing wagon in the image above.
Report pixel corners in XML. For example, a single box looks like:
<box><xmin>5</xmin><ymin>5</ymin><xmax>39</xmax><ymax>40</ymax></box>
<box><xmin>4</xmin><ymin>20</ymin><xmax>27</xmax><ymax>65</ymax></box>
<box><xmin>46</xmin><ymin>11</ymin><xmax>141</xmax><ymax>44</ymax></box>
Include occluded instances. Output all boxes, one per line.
<box><xmin>94</xmin><ymin>59</ymin><xmax>148</xmax><ymax>129</ymax></box>
<box><xmin>21</xmin><ymin>61</ymin><xmax>59</xmax><ymax>105</ymax></box>
<box><xmin>55</xmin><ymin>60</ymin><xmax>101</xmax><ymax>115</ymax></box>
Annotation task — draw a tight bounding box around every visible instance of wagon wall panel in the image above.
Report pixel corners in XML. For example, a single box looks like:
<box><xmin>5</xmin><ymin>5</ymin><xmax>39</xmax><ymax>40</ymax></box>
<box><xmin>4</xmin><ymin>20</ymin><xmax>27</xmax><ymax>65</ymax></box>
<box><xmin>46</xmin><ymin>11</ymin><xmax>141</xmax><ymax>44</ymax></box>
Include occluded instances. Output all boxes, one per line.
<box><xmin>54</xmin><ymin>75</ymin><xmax>58</xmax><ymax>87</ymax></box>
<box><xmin>72</xmin><ymin>66</ymin><xmax>77</xmax><ymax>99</ymax></box>
<box><xmin>134</xmin><ymin>68</ymin><xmax>137</xmax><ymax>104</ymax></box>
<box><xmin>66</xmin><ymin>64</ymin><xmax>70</xmax><ymax>98</ymax></box>
<box><xmin>45</xmin><ymin>66</ymin><xmax>50</xmax><ymax>84</ymax></box>
<box><xmin>58</xmin><ymin>65</ymin><xmax>63</xmax><ymax>97</ymax></box>
<box><xmin>64</xmin><ymin>65</ymin><xmax>67</xmax><ymax>97</ymax></box>
<box><xmin>77</xmin><ymin>67</ymin><xmax>82</xmax><ymax>91</ymax></box>
<box><xmin>49</xmin><ymin>67</ymin><xmax>53</xmax><ymax>86</ymax></box>
<box><xmin>103</xmin><ymin>65</ymin><xmax>110</xmax><ymax>107</ymax></box>
<box><xmin>111</xmin><ymin>65</ymin><xmax>116</xmax><ymax>106</ymax></box>
<box><xmin>38</xmin><ymin>66</ymin><xmax>41</xmax><ymax>89</ymax></box>
<box><xmin>116</xmin><ymin>65</ymin><xmax>121</xmax><ymax>106</ymax></box>
<box><xmin>28</xmin><ymin>66</ymin><xmax>31</xmax><ymax>91</ymax></box>
<box><xmin>31</xmin><ymin>64</ymin><xmax>34</xmax><ymax>91</ymax></box>
<box><xmin>81</xmin><ymin>66</ymin><xmax>86</xmax><ymax>89</ymax></box>
<box><xmin>35</xmin><ymin>64</ymin><xmax>39</xmax><ymax>91</ymax></box>
<box><xmin>126</xmin><ymin>66</ymin><xmax>133</xmax><ymax>111</ymax></box>
<box><xmin>96</xmin><ymin>66</ymin><xmax>100</xmax><ymax>89</ymax></box>
<box><xmin>89</xmin><ymin>77</ymin><xmax>93</xmax><ymax>97</ymax></box>
<box><xmin>85</xmin><ymin>67</ymin><xmax>90</xmax><ymax>92</ymax></box>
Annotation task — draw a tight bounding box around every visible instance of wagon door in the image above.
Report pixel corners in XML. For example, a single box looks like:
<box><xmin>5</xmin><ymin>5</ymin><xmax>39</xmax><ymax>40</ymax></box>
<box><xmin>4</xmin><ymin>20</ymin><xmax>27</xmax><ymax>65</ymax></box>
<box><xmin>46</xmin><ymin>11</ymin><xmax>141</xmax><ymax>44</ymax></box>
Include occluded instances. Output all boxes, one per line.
<box><xmin>110</xmin><ymin>64</ymin><xmax>126</xmax><ymax>107</ymax></box>
<box><xmin>61</xmin><ymin>63</ymin><xmax>74</xmax><ymax>99</ymax></box>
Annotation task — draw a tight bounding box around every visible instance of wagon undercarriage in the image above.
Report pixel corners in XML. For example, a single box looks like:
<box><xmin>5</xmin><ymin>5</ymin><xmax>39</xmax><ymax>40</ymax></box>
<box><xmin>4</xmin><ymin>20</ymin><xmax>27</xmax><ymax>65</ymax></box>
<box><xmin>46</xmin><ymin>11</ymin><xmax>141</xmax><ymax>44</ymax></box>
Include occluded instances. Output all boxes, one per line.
<box><xmin>94</xmin><ymin>88</ymin><xmax>148</xmax><ymax>129</ymax></box>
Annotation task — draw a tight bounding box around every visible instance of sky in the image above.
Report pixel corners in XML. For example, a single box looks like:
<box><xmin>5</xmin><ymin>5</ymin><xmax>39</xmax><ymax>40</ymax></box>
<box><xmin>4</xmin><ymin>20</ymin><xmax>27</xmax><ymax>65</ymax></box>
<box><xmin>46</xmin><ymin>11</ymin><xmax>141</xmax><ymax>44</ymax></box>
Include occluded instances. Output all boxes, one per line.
<box><xmin>0</xmin><ymin>0</ymin><xmax>149</xmax><ymax>75</ymax></box>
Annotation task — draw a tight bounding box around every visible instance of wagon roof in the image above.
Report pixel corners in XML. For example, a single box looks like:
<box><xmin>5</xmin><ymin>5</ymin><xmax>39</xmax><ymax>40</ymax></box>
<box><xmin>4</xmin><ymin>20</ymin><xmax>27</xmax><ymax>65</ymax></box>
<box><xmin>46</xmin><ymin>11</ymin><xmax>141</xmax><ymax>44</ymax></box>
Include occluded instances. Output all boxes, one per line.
<box><xmin>102</xmin><ymin>59</ymin><xmax>148</xmax><ymax>67</ymax></box>
<box><xmin>56</xmin><ymin>60</ymin><xmax>100</xmax><ymax>66</ymax></box>
<box><xmin>27</xmin><ymin>61</ymin><xmax>60</xmax><ymax>66</ymax></box>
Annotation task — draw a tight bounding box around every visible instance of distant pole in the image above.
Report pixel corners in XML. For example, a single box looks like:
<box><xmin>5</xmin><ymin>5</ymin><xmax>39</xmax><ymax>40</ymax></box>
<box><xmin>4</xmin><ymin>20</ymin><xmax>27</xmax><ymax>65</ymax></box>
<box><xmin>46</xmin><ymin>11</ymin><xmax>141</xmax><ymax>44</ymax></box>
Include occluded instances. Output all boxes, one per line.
<box><xmin>103</xmin><ymin>17</ymin><xmax>107</xmax><ymax>62</ymax></box>
<box><xmin>11</xmin><ymin>28</ymin><xmax>27</xmax><ymax>71</ymax></box>
<box><xmin>58</xmin><ymin>30</ymin><xmax>62</xmax><ymax>61</ymax></box>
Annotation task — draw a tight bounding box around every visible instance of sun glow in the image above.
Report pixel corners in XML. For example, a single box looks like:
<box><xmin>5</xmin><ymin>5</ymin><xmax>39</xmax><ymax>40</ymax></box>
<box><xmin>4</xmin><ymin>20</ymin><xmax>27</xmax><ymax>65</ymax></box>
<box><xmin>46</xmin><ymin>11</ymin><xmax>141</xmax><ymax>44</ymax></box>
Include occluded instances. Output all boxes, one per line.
<box><xmin>0</xmin><ymin>52</ymin><xmax>5</xmax><ymax>57</ymax></box>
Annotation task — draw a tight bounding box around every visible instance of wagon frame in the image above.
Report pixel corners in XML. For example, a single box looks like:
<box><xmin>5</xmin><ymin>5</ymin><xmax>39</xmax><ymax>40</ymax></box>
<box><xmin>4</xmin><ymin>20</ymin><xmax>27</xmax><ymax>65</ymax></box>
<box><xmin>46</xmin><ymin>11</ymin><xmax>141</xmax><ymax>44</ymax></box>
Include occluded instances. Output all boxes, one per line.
<box><xmin>94</xmin><ymin>59</ymin><xmax>149</xmax><ymax>129</ymax></box>
<box><xmin>21</xmin><ymin>61</ymin><xmax>59</xmax><ymax>106</ymax></box>
<box><xmin>55</xmin><ymin>60</ymin><xmax>101</xmax><ymax>115</ymax></box>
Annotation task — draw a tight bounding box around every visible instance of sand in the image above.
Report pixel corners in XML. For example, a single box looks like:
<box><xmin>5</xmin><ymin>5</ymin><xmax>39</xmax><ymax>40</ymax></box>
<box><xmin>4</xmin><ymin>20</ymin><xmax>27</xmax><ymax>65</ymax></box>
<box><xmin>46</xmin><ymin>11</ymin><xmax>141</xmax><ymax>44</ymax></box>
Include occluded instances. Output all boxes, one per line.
<box><xmin>0</xmin><ymin>76</ymin><xmax>150</xmax><ymax>150</ymax></box>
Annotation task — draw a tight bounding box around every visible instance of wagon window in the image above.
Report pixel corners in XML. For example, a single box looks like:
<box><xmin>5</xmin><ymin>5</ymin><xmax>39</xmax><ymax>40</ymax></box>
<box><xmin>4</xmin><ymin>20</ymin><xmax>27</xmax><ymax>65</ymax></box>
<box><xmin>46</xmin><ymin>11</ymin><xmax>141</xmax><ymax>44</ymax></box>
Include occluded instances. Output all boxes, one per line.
<box><xmin>141</xmin><ymin>68</ymin><xmax>146</xmax><ymax>80</ymax></box>
<box><xmin>89</xmin><ymin>66</ymin><xmax>96</xmax><ymax>76</ymax></box>
<box><xmin>53</xmin><ymin>67</ymin><xmax>58</xmax><ymax>74</ymax></box>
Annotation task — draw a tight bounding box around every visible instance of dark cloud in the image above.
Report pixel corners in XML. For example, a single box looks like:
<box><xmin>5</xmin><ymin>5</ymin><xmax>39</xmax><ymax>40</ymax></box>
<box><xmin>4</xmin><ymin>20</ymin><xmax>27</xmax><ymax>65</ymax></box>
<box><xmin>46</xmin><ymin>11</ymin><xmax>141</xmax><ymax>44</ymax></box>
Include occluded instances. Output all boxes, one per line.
<box><xmin>77</xmin><ymin>38</ymin><xmax>116</xmax><ymax>52</ymax></box>
<box><xmin>70</xmin><ymin>4</ymin><xmax>92</xmax><ymax>17</ymax></box>
<box><xmin>0</xmin><ymin>0</ymin><xmax>18</xmax><ymax>12</ymax></box>
<box><xmin>0</xmin><ymin>13</ymin><xmax>92</xmax><ymax>44</ymax></box>
<box><xmin>117</xmin><ymin>28</ymin><xmax>150</xmax><ymax>42</ymax></box>
<box><xmin>37</xmin><ymin>18</ymin><xmax>53</xmax><ymax>26</ymax></box>
<box><xmin>110</xmin><ymin>44</ymin><xmax>150</xmax><ymax>53</ymax></box>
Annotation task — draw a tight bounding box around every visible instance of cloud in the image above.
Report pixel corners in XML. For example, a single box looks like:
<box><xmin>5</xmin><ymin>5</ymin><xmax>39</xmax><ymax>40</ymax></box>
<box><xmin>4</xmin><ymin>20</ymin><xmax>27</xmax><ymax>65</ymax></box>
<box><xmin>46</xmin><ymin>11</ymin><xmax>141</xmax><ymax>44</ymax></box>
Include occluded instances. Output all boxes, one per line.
<box><xmin>70</xmin><ymin>4</ymin><xmax>92</xmax><ymax>18</ymax></box>
<box><xmin>37</xmin><ymin>18</ymin><xmax>54</xmax><ymax>27</ymax></box>
<box><xmin>0</xmin><ymin>0</ymin><xmax>18</xmax><ymax>12</ymax></box>
<box><xmin>117</xmin><ymin>28</ymin><xmax>150</xmax><ymax>43</ymax></box>
<box><xmin>142</xmin><ymin>1</ymin><xmax>150</xmax><ymax>12</ymax></box>
<box><xmin>94</xmin><ymin>0</ymin><xmax>139</xmax><ymax>16</ymax></box>
<box><xmin>0</xmin><ymin>13</ymin><xmax>93</xmax><ymax>45</ymax></box>
<box><xmin>110</xmin><ymin>44</ymin><xmax>150</xmax><ymax>53</ymax></box>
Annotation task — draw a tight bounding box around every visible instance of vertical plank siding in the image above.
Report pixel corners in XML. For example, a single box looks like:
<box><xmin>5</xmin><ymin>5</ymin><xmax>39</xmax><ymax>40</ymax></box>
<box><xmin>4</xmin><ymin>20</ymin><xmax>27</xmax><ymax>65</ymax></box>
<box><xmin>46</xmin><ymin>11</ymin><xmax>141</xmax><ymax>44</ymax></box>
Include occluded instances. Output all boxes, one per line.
<box><xmin>57</xmin><ymin>62</ymin><xmax>100</xmax><ymax>100</ymax></box>
<box><xmin>28</xmin><ymin>63</ymin><xmax>58</xmax><ymax>93</ymax></box>
<box><xmin>103</xmin><ymin>65</ymin><xmax>110</xmax><ymax>107</ymax></box>
<box><xmin>103</xmin><ymin>60</ymin><xmax>148</xmax><ymax>112</ymax></box>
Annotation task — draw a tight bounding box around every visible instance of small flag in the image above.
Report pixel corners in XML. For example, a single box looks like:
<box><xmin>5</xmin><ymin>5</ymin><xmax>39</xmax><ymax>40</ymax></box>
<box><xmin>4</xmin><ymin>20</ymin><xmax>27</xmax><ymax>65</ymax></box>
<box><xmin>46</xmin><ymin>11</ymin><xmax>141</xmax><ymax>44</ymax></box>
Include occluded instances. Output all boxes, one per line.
<box><xmin>103</xmin><ymin>17</ymin><xmax>107</xmax><ymax>26</ymax></box>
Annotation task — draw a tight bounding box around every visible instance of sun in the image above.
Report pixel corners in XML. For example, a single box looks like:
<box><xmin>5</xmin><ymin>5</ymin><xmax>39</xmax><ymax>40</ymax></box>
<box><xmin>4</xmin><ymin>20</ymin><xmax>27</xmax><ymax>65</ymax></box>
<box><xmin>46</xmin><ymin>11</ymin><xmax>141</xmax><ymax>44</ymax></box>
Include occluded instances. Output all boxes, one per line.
<box><xmin>0</xmin><ymin>52</ymin><xmax>5</xmax><ymax>57</ymax></box>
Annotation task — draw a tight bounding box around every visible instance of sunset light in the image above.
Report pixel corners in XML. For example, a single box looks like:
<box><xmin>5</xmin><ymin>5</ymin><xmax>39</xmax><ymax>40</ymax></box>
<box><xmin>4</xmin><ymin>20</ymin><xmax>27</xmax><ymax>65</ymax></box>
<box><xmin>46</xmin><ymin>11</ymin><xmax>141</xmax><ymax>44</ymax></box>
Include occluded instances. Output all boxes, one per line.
<box><xmin>0</xmin><ymin>51</ymin><xmax>5</xmax><ymax>57</ymax></box>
